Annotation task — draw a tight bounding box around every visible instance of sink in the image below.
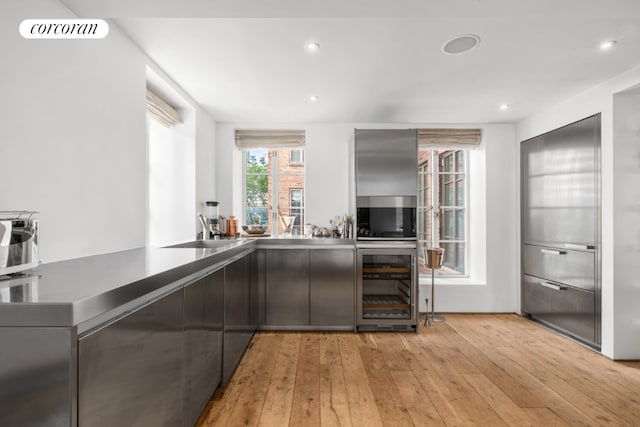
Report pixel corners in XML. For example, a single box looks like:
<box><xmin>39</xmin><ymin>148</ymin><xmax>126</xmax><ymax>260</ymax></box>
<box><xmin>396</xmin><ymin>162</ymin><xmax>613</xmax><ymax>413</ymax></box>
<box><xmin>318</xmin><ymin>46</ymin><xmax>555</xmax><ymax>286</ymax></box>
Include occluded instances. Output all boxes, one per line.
<box><xmin>163</xmin><ymin>240</ymin><xmax>237</xmax><ymax>249</ymax></box>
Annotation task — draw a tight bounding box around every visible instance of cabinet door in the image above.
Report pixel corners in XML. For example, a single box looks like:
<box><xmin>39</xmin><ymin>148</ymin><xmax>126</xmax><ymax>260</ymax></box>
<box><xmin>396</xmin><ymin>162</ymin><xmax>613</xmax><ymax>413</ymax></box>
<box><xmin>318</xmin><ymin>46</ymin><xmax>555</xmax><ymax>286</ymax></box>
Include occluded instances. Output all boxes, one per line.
<box><xmin>523</xmin><ymin>274</ymin><xmax>595</xmax><ymax>343</ymax></box>
<box><xmin>78</xmin><ymin>289</ymin><xmax>183</xmax><ymax>427</ymax></box>
<box><xmin>355</xmin><ymin>129</ymin><xmax>417</xmax><ymax>196</ymax></box>
<box><xmin>183</xmin><ymin>269</ymin><xmax>224</xmax><ymax>427</ymax></box>
<box><xmin>223</xmin><ymin>255</ymin><xmax>252</xmax><ymax>383</ymax></box>
<box><xmin>265</xmin><ymin>249</ymin><xmax>309</xmax><ymax>325</ymax></box>
<box><xmin>522</xmin><ymin>115</ymin><xmax>599</xmax><ymax>247</ymax></box>
<box><xmin>310</xmin><ymin>249</ymin><xmax>355</xmax><ymax>326</ymax></box>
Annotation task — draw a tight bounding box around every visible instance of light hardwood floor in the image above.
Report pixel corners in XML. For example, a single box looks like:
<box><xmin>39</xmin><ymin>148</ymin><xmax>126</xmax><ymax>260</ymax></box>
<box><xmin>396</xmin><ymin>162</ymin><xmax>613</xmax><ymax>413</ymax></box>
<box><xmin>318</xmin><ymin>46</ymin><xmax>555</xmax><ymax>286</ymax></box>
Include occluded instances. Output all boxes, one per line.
<box><xmin>196</xmin><ymin>314</ymin><xmax>640</xmax><ymax>426</ymax></box>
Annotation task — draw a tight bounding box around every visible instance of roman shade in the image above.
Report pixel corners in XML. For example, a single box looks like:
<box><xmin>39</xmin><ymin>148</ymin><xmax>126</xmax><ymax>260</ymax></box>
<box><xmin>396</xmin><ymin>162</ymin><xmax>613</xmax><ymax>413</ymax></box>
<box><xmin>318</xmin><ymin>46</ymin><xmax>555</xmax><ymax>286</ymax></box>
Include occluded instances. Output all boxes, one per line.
<box><xmin>146</xmin><ymin>88</ymin><xmax>182</xmax><ymax>128</ymax></box>
<box><xmin>235</xmin><ymin>129</ymin><xmax>305</xmax><ymax>150</ymax></box>
<box><xmin>417</xmin><ymin>128</ymin><xmax>482</xmax><ymax>149</ymax></box>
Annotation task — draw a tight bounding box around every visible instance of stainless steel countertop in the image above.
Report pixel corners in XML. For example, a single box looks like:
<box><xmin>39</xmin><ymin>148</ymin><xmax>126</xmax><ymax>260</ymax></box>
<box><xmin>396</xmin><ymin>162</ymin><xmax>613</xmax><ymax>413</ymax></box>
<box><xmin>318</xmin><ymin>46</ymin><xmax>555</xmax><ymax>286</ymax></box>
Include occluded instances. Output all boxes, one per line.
<box><xmin>0</xmin><ymin>240</ymin><xmax>254</xmax><ymax>327</ymax></box>
<box><xmin>0</xmin><ymin>237</ymin><xmax>356</xmax><ymax>328</ymax></box>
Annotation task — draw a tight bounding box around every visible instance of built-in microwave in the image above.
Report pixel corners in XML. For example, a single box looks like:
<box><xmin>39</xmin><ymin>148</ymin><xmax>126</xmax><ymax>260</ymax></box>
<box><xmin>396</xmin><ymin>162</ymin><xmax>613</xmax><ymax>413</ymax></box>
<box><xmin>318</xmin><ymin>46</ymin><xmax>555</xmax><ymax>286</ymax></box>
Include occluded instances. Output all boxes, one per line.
<box><xmin>356</xmin><ymin>196</ymin><xmax>416</xmax><ymax>240</ymax></box>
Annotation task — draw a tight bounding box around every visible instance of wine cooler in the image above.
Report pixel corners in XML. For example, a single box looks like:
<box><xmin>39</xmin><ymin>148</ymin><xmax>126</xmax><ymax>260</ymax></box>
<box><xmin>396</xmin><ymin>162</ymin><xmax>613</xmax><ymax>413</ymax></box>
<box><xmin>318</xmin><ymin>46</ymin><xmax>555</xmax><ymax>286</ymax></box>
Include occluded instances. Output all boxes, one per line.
<box><xmin>356</xmin><ymin>244</ymin><xmax>418</xmax><ymax>331</ymax></box>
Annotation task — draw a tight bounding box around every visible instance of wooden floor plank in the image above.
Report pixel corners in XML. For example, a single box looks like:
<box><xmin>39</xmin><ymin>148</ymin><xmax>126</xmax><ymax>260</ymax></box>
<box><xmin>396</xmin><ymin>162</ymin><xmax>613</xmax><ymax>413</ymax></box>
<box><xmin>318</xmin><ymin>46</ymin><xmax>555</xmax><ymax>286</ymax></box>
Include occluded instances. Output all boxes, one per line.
<box><xmin>389</xmin><ymin>370</ymin><xmax>446</xmax><ymax>426</ymax></box>
<box><xmin>338</xmin><ymin>334</ymin><xmax>384</xmax><ymax>427</ymax></box>
<box><xmin>257</xmin><ymin>333</ymin><xmax>301</xmax><ymax>426</ymax></box>
<box><xmin>319</xmin><ymin>333</ymin><xmax>353</xmax><ymax>427</ymax></box>
<box><xmin>356</xmin><ymin>334</ymin><xmax>416</xmax><ymax>426</ymax></box>
<box><xmin>463</xmin><ymin>373</ymin><xmax>537</xmax><ymax>427</ymax></box>
<box><xmin>523</xmin><ymin>408</ymin><xmax>571</xmax><ymax>427</ymax></box>
<box><xmin>289</xmin><ymin>334</ymin><xmax>321</xmax><ymax>427</ymax></box>
<box><xmin>432</xmin><ymin>319</ymin><xmax>545</xmax><ymax>409</ymax></box>
<box><xmin>196</xmin><ymin>315</ymin><xmax>640</xmax><ymax>427</ymax></box>
<box><xmin>199</xmin><ymin>333</ymin><xmax>283</xmax><ymax>427</ymax></box>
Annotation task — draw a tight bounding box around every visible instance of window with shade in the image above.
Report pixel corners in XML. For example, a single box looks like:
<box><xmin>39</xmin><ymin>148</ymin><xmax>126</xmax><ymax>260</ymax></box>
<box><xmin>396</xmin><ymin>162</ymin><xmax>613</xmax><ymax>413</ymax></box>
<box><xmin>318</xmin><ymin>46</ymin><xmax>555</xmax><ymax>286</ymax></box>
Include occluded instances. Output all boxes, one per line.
<box><xmin>418</xmin><ymin>149</ymin><xmax>467</xmax><ymax>276</ymax></box>
<box><xmin>237</xmin><ymin>130</ymin><xmax>306</xmax><ymax>236</ymax></box>
<box><xmin>416</xmin><ymin>128</ymin><xmax>480</xmax><ymax>278</ymax></box>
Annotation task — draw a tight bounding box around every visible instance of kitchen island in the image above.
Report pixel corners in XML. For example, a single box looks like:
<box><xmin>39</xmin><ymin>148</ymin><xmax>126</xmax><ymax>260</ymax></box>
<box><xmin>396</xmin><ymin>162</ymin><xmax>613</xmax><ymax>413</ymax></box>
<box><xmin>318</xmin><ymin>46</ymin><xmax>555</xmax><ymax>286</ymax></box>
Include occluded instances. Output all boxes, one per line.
<box><xmin>0</xmin><ymin>237</ymin><xmax>354</xmax><ymax>427</ymax></box>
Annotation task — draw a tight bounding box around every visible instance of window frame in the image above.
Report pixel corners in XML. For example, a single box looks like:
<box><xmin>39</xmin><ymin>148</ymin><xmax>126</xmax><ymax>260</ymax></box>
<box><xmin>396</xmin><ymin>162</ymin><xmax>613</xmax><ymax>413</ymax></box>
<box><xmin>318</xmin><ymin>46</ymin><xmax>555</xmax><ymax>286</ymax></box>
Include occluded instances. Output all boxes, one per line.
<box><xmin>418</xmin><ymin>148</ymin><xmax>470</xmax><ymax>278</ymax></box>
<box><xmin>289</xmin><ymin>149</ymin><xmax>304</xmax><ymax>165</ymax></box>
<box><xmin>242</xmin><ymin>148</ymin><xmax>305</xmax><ymax>236</ymax></box>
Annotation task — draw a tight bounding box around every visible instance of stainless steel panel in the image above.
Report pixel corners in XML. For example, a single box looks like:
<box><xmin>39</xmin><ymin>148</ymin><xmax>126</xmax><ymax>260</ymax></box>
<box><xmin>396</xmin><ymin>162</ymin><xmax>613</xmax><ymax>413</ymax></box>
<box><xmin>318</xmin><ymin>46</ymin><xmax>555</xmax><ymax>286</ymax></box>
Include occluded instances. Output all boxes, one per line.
<box><xmin>265</xmin><ymin>249</ymin><xmax>310</xmax><ymax>325</ymax></box>
<box><xmin>0</xmin><ymin>327</ymin><xmax>75</xmax><ymax>427</ymax></box>
<box><xmin>183</xmin><ymin>268</ymin><xmax>224</xmax><ymax>427</ymax></box>
<box><xmin>523</xmin><ymin>244</ymin><xmax>595</xmax><ymax>291</ymax></box>
<box><xmin>251</xmin><ymin>250</ymin><xmax>264</xmax><ymax>327</ymax></box>
<box><xmin>356</xmin><ymin>248</ymin><xmax>417</xmax><ymax>329</ymax></box>
<box><xmin>78</xmin><ymin>289</ymin><xmax>183</xmax><ymax>427</ymax></box>
<box><xmin>523</xmin><ymin>274</ymin><xmax>595</xmax><ymax>343</ymax></box>
<box><xmin>522</xmin><ymin>115</ymin><xmax>599</xmax><ymax>248</ymax></box>
<box><xmin>355</xmin><ymin>129</ymin><xmax>418</xmax><ymax>196</ymax></box>
<box><xmin>223</xmin><ymin>255</ymin><xmax>252</xmax><ymax>384</ymax></box>
<box><xmin>356</xmin><ymin>196</ymin><xmax>417</xmax><ymax>208</ymax></box>
<box><xmin>309</xmin><ymin>249</ymin><xmax>355</xmax><ymax>326</ymax></box>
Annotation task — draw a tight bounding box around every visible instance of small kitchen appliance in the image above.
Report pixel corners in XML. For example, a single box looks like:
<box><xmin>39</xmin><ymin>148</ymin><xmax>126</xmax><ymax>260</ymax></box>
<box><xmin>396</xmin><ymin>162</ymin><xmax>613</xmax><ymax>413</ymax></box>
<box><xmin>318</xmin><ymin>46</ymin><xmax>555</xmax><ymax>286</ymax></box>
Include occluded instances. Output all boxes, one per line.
<box><xmin>0</xmin><ymin>211</ymin><xmax>39</xmax><ymax>276</ymax></box>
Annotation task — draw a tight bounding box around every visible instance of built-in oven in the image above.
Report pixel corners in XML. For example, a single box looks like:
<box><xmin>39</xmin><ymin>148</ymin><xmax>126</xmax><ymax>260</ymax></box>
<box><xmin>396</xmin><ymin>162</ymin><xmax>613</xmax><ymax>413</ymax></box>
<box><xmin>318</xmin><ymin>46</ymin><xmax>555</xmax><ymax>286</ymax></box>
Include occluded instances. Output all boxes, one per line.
<box><xmin>356</xmin><ymin>196</ymin><xmax>416</xmax><ymax>240</ymax></box>
<box><xmin>356</xmin><ymin>242</ymin><xmax>418</xmax><ymax>331</ymax></box>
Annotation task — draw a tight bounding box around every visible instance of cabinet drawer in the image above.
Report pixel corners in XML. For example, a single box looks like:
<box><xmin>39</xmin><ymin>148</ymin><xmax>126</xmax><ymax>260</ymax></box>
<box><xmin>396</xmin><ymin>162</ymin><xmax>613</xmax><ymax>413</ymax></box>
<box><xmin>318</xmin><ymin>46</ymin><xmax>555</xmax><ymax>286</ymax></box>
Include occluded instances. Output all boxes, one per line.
<box><xmin>523</xmin><ymin>244</ymin><xmax>594</xmax><ymax>291</ymax></box>
<box><xmin>522</xmin><ymin>274</ymin><xmax>595</xmax><ymax>343</ymax></box>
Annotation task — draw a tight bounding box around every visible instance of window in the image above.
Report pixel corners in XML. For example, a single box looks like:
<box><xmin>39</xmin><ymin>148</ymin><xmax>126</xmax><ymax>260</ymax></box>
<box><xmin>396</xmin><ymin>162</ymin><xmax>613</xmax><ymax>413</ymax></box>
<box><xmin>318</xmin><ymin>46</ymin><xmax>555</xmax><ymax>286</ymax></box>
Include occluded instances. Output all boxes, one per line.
<box><xmin>289</xmin><ymin>149</ymin><xmax>304</xmax><ymax>165</ymax></box>
<box><xmin>289</xmin><ymin>189</ymin><xmax>304</xmax><ymax>228</ymax></box>
<box><xmin>418</xmin><ymin>149</ymin><xmax>467</xmax><ymax>276</ymax></box>
<box><xmin>243</xmin><ymin>149</ymin><xmax>305</xmax><ymax>235</ymax></box>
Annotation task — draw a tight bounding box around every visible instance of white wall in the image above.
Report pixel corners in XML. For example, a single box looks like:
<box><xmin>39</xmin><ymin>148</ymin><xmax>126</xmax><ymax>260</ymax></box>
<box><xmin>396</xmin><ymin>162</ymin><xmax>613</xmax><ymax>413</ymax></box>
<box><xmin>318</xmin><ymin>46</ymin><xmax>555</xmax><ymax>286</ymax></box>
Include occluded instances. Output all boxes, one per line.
<box><xmin>517</xmin><ymin>65</ymin><xmax>640</xmax><ymax>359</ymax></box>
<box><xmin>0</xmin><ymin>0</ymin><xmax>147</xmax><ymax>262</ymax></box>
<box><xmin>147</xmin><ymin>107</ymin><xmax>196</xmax><ymax>247</ymax></box>
<box><xmin>0</xmin><ymin>0</ymin><xmax>218</xmax><ymax>261</ymax></box>
<box><xmin>216</xmin><ymin>121</ymin><xmax>519</xmax><ymax>313</ymax></box>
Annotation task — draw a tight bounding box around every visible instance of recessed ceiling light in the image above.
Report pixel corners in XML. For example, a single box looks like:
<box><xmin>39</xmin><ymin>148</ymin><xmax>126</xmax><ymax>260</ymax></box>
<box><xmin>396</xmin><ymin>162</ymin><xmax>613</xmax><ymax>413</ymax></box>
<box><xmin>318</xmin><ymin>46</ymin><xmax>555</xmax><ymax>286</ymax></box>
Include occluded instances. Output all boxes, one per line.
<box><xmin>309</xmin><ymin>95</ymin><xmax>319</xmax><ymax>102</ymax></box>
<box><xmin>499</xmin><ymin>104</ymin><xmax>509</xmax><ymax>111</ymax></box>
<box><xmin>599</xmin><ymin>40</ymin><xmax>616</xmax><ymax>51</ymax></box>
<box><xmin>442</xmin><ymin>34</ymin><xmax>481</xmax><ymax>55</ymax></box>
<box><xmin>306</xmin><ymin>42</ymin><xmax>320</xmax><ymax>52</ymax></box>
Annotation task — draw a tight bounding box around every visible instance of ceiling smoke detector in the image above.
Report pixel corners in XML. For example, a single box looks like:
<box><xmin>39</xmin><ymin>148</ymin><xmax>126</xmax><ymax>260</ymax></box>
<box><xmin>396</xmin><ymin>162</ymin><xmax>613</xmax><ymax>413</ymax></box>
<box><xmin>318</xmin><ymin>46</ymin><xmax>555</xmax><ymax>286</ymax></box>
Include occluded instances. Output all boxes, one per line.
<box><xmin>442</xmin><ymin>34</ymin><xmax>481</xmax><ymax>55</ymax></box>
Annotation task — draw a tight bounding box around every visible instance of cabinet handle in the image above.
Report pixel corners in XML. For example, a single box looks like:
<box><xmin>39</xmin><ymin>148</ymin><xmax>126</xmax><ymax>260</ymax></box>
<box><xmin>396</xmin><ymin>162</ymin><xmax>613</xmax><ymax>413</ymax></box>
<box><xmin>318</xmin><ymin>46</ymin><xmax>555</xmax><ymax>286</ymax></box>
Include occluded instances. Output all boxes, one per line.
<box><xmin>564</xmin><ymin>243</ymin><xmax>595</xmax><ymax>250</ymax></box>
<box><xmin>540</xmin><ymin>281</ymin><xmax>566</xmax><ymax>291</ymax></box>
<box><xmin>540</xmin><ymin>248</ymin><xmax>566</xmax><ymax>255</ymax></box>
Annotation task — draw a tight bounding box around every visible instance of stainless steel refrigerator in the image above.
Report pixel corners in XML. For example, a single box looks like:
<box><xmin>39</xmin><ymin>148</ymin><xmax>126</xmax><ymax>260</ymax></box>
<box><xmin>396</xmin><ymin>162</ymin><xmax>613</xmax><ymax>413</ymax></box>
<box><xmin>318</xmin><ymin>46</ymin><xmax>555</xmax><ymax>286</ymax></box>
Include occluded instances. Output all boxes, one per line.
<box><xmin>521</xmin><ymin>114</ymin><xmax>601</xmax><ymax>348</ymax></box>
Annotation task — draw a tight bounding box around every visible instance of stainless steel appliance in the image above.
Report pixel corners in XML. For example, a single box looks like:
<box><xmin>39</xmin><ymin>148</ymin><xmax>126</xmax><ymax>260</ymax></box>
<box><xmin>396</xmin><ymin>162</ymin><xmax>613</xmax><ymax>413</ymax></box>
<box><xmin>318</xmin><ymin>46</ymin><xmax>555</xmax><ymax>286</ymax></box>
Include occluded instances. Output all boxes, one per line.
<box><xmin>356</xmin><ymin>242</ymin><xmax>418</xmax><ymax>331</ymax></box>
<box><xmin>0</xmin><ymin>211</ymin><xmax>39</xmax><ymax>276</ymax></box>
<box><xmin>356</xmin><ymin>196</ymin><xmax>416</xmax><ymax>240</ymax></box>
<box><xmin>521</xmin><ymin>114</ymin><xmax>601</xmax><ymax>348</ymax></box>
<box><xmin>354</xmin><ymin>129</ymin><xmax>419</xmax><ymax>331</ymax></box>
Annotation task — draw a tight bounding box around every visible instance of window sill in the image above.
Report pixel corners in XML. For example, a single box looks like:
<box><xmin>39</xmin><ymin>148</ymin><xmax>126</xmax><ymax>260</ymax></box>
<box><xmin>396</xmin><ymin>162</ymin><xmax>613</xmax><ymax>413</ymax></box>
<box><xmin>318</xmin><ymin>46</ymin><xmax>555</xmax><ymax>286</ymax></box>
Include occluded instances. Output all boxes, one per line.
<box><xmin>419</xmin><ymin>277</ymin><xmax>485</xmax><ymax>286</ymax></box>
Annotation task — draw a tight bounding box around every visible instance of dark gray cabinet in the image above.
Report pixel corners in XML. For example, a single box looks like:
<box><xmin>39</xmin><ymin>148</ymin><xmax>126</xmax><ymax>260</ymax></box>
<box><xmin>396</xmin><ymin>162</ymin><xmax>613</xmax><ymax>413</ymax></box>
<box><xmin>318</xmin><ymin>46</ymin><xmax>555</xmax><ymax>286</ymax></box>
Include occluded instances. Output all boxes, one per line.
<box><xmin>223</xmin><ymin>254</ymin><xmax>253</xmax><ymax>383</ymax></box>
<box><xmin>310</xmin><ymin>249</ymin><xmax>355</xmax><ymax>326</ymax></box>
<box><xmin>264</xmin><ymin>248</ymin><xmax>355</xmax><ymax>328</ymax></box>
<box><xmin>265</xmin><ymin>249</ymin><xmax>310</xmax><ymax>325</ymax></box>
<box><xmin>521</xmin><ymin>114</ymin><xmax>601</xmax><ymax>347</ymax></box>
<box><xmin>78</xmin><ymin>288</ymin><xmax>183</xmax><ymax>427</ymax></box>
<box><xmin>183</xmin><ymin>269</ymin><xmax>224</xmax><ymax>427</ymax></box>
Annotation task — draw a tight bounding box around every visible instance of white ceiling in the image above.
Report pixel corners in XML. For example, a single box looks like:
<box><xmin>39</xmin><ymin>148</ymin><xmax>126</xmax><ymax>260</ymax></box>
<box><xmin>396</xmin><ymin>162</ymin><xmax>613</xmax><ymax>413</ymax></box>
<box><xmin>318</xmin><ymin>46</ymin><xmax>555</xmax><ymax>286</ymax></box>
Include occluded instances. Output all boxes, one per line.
<box><xmin>61</xmin><ymin>0</ymin><xmax>640</xmax><ymax>124</ymax></box>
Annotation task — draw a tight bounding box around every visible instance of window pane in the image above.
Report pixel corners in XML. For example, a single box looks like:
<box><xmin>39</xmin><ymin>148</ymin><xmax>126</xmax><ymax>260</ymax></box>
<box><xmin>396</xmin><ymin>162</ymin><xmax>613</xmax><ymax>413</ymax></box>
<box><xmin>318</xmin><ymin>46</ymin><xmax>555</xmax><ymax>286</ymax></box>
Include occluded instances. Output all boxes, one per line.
<box><xmin>456</xmin><ymin>178</ymin><xmax>464</xmax><ymax>206</ymax></box>
<box><xmin>443</xmin><ymin>153</ymin><xmax>453</xmax><ymax>172</ymax></box>
<box><xmin>441</xmin><ymin>242</ymin><xmax>464</xmax><ymax>275</ymax></box>
<box><xmin>441</xmin><ymin>179</ymin><xmax>454</xmax><ymax>206</ymax></box>
<box><xmin>440</xmin><ymin>209</ymin><xmax>455</xmax><ymax>240</ymax></box>
<box><xmin>456</xmin><ymin>209</ymin><xmax>465</xmax><ymax>239</ymax></box>
<box><xmin>278</xmin><ymin>149</ymin><xmax>304</xmax><ymax>235</ymax></box>
<box><xmin>245</xmin><ymin>149</ymin><xmax>271</xmax><ymax>230</ymax></box>
<box><xmin>290</xmin><ymin>149</ymin><xmax>304</xmax><ymax>165</ymax></box>
<box><xmin>456</xmin><ymin>151</ymin><xmax>464</xmax><ymax>172</ymax></box>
